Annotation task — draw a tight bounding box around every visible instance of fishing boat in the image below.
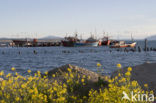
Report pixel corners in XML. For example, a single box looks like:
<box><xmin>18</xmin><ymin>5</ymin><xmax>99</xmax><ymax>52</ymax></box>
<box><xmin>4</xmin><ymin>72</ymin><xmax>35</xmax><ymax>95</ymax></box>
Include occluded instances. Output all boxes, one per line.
<box><xmin>62</xmin><ymin>34</ymin><xmax>80</xmax><ymax>47</ymax></box>
<box><xmin>110</xmin><ymin>41</ymin><xmax>136</xmax><ymax>48</ymax></box>
<box><xmin>74</xmin><ymin>36</ymin><xmax>99</xmax><ymax>47</ymax></box>
<box><xmin>12</xmin><ymin>39</ymin><xmax>32</xmax><ymax>47</ymax></box>
<box><xmin>110</xmin><ymin>33</ymin><xmax>137</xmax><ymax>48</ymax></box>
<box><xmin>101</xmin><ymin>36</ymin><xmax>111</xmax><ymax>46</ymax></box>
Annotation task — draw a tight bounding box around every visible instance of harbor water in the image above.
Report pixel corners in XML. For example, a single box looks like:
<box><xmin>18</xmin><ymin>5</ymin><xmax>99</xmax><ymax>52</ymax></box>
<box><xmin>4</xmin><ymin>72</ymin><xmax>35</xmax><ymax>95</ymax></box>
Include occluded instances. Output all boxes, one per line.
<box><xmin>0</xmin><ymin>40</ymin><xmax>156</xmax><ymax>75</ymax></box>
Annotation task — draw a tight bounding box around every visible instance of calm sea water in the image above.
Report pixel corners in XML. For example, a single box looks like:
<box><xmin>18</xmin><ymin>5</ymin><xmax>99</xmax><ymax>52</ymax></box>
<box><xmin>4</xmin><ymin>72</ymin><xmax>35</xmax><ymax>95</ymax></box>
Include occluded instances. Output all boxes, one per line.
<box><xmin>0</xmin><ymin>40</ymin><xmax>156</xmax><ymax>75</ymax></box>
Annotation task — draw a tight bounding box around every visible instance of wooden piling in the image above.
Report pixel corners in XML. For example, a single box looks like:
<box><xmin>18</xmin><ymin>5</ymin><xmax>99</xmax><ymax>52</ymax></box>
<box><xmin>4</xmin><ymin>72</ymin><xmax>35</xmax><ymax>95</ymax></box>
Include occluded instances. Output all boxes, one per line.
<box><xmin>138</xmin><ymin>46</ymin><xmax>141</xmax><ymax>52</ymax></box>
<box><xmin>33</xmin><ymin>50</ymin><xmax>37</xmax><ymax>54</ymax></box>
<box><xmin>145</xmin><ymin>39</ymin><xmax>147</xmax><ymax>52</ymax></box>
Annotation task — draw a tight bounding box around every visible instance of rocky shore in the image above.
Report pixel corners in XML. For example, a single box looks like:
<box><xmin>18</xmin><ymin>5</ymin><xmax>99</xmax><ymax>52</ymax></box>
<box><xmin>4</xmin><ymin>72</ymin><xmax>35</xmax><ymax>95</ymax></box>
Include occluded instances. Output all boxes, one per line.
<box><xmin>46</xmin><ymin>64</ymin><xmax>109</xmax><ymax>90</ymax></box>
<box><xmin>47</xmin><ymin>63</ymin><xmax>156</xmax><ymax>94</ymax></box>
<box><xmin>112</xmin><ymin>62</ymin><xmax>156</xmax><ymax>94</ymax></box>
<box><xmin>1</xmin><ymin>62</ymin><xmax>156</xmax><ymax>94</ymax></box>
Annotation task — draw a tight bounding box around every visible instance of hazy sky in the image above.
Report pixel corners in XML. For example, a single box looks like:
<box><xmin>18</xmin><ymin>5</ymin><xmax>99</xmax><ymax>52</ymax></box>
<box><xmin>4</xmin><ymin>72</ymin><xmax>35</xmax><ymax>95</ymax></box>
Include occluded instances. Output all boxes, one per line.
<box><xmin>0</xmin><ymin>0</ymin><xmax>156</xmax><ymax>39</ymax></box>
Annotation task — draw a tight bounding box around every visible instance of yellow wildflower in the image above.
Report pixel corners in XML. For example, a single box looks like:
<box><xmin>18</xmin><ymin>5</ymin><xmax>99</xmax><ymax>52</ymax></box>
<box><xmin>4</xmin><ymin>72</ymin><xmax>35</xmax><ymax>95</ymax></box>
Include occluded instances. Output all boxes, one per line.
<box><xmin>21</xmin><ymin>84</ymin><xmax>27</xmax><ymax>88</ymax></box>
<box><xmin>67</xmin><ymin>68</ymin><xmax>72</xmax><ymax>72</ymax></box>
<box><xmin>127</xmin><ymin>67</ymin><xmax>132</xmax><ymax>72</ymax></box>
<box><xmin>15</xmin><ymin>97</ymin><xmax>20</xmax><ymax>101</ymax></box>
<box><xmin>29</xmin><ymin>89</ymin><xmax>34</xmax><ymax>94</ymax></box>
<box><xmin>120</xmin><ymin>78</ymin><xmax>126</xmax><ymax>82</ymax></box>
<box><xmin>27</xmin><ymin>69</ymin><xmax>31</xmax><ymax>73</ymax></box>
<box><xmin>65</xmin><ymin>73</ymin><xmax>68</xmax><ymax>77</ymax></box>
<box><xmin>118</xmin><ymin>73</ymin><xmax>121</xmax><ymax>77</ymax></box>
<box><xmin>45</xmin><ymin>71</ymin><xmax>48</xmax><ymax>75</ymax></box>
<box><xmin>97</xmin><ymin>62</ymin><xmax>101</xmax><ymax>67</ymax></box>
<box><xmin>81</xmin><ymin>78</ymin><xmax>85</xmax><ymax>83</ymax></box>
<box><xmin>70</xmin><ymin>74</ymin><xmax>74</xmax><ymax>78</ymax></box>
<box><xmin>15</xmin><ymin>72</ymin><xmax>18</xmax><ymax>76</ymax></box>
<box><xmin>88</xmin><ymin>76</ymin><xmax>91</xmax><ymax>80</ymax></box>
<box><xmin>6</xmin><ymin>73</ymin><xmax>12</xmax><ymax>78</ymax></box>
<box><xmin>117</xmin><ymin>63</ymin><xmax>122</xmax><ymax>68</ymax></box>
<box><xmin>144</xmin><ymin>84</ymin><xmax>148</xmax><ymax>88</ymax></box>
<box><xmin>108</xmin><ymin>84</ymin><xmax>112</xmax><ymax>88</ymax></box>
<box><xmin>83</xmin><ymin>75</ymin><xmax>86</xmax><ymax>78</ymax></box>
<box><xmin>108</xmin><ymin>79</ymin><xmax>112</xmax><ymax>83</ymax></box>
<box><xmin>125</xmin><ymin>72</ymin><xmax>131</xmax><ymax>76</ymax></box>
<box><xmin>52</xmin><ymin>74</ymin><xmax>55</xmax><ymax>78</ymax></box>
<box><xmin>37</xmin><ymin>70</ymin><xmax>41</xmax><ymax>74</ymax></box>
<box><xmin>0</xmin><ymin>71</ymin><xmax>4</xmax><ymax>76</ymax></box>
<box><xmin>150</xmin><ymin>90</ymin><xmax>154</xmax><ymax>94</ymax></box>
<box><xmin>115</xmin><ymin>76</ymin><xmax>118</xmax><ymax>80</ymax></box>
<box><xmin>131</xmin><ymin>81</ymin><xmax>137</xmax><ymax>87</ymax></box>
<box><xmin>0</xmin><ymin>100</ymin><xmax>5</xmax><ymax>103</ymax></box>
<box><xmin>11</xmin><ymin>67</ymin><xmax>16</xmax><ymax>71</ymax></box>
<box><xmin>63</xmin><ymin>83</ymin><xmax>67</xmax><ymax>88</ymax></box>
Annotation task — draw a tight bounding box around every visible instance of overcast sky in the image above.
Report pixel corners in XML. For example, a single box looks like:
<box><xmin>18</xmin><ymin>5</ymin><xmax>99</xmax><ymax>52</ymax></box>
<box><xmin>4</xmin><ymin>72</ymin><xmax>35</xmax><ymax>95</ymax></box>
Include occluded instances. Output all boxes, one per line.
<box><xmin>0</xmin><ymin>0</ymin><xmax>156</xmax><ymax>39</ymax></box>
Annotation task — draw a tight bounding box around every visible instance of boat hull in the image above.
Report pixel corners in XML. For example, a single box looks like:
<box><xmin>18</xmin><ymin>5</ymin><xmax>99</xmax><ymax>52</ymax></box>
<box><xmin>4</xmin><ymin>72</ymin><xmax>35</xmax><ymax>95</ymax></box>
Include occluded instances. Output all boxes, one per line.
<box><xmin>62</xmin><ymin>41</ymin><xmax>75</xmax><ymax>47</ymax></box>
<box><xmin>74</xmin><ymin>42</ymin><xmax>99</xmax><ymax>47</ymax></box>
<box><xmin>102</xmin><ymin>40</ymin><xmax>111</xmax><ymax>46</ymax></box>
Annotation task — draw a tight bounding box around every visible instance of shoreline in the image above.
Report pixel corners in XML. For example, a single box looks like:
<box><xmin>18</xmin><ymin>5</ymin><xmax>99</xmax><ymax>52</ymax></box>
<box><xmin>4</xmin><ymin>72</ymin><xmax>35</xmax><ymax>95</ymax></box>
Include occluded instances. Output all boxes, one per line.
<box><xmin>112</xmin><ymin>62</ymin><xmax>156</xmax><ymax>94</ymax></box>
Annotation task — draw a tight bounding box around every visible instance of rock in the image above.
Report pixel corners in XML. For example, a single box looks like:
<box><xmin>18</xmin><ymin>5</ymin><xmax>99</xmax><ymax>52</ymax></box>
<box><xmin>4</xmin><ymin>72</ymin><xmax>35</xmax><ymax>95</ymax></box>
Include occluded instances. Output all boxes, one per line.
<box><xmin>46</xmin><ymin>64</ymin><xmax>109</xmax><ymax>90</ymax></box>
<box><xmin>112</xmin><ymin>62</ymin><xmax>156</xmax><ymax>94</ymax></box>
<box><xmin>48</xmin><ymin>64</ymin><xmax>99</xmax><ymax>82</ymax></box>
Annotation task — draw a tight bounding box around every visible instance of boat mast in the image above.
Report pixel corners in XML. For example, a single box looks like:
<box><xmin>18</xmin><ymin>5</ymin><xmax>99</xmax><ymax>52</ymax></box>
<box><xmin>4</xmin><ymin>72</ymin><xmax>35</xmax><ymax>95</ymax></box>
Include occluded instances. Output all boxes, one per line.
<box><xmin>131</xmin><ymin>33</ymin><xmax>134</xmax><ymax>42</ymax></box>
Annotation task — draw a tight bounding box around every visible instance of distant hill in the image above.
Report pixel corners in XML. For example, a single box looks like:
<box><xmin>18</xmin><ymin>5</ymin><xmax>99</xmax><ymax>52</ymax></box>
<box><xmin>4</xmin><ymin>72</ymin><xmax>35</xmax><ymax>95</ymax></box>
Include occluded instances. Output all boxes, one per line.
<box><xmin>40</xmin><ymin>35</ymin><xmax>63</xmax><ymax>40</ymax></box>
<box><xmin>146</xmin><ymin>35</ymin><xmax>156</xmax><ymax>40</ymax></box>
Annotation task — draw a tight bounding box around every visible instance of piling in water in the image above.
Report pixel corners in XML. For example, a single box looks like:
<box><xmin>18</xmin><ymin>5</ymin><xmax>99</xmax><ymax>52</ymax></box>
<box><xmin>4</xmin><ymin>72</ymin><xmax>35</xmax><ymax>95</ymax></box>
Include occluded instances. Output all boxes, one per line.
<box><xmin>138</xmin><ymin>46</ymin><xmax>141</xmax><ymax>52</ymax></box>
<box><xmin>33</xmin><ymin>50</ymin><xmax>37</xmax><ymax>54</ymax></box>
<box><xmin>145</xmin><ymin>39</ymin><xmax>147</xmax><ymax>52</ymax></box>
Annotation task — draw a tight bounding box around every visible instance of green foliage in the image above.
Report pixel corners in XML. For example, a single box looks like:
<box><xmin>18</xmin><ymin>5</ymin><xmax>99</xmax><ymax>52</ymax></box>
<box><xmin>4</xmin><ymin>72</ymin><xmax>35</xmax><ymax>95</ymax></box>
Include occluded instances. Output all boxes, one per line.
<box><xmin>0</xmin><ymin>65</ymin><xmax>154</xmax><ymax>103</ymax></box>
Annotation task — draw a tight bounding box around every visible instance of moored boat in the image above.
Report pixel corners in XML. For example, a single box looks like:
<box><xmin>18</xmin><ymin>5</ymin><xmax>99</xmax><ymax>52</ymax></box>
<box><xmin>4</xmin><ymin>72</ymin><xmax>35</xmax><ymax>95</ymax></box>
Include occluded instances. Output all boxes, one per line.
<box><xmin>101</xmin><ymin>36</ymin><xmax>111</xmax><ymax>46</ymax></box>
<box><xmin>110</xmin><ymin>41</ymin><xmax>136</xmax><ymax>48</ymax></box>
<box><xmin>74</xmin><ymin>36</ymin><xmax>99</xmax><ymax>47</ymax></box>
<box><xmin>62</xmin><ymin>35</ymin><xmax>80</xmax><ymax>47</ymax></box>
<box><xmin>12</xmin><ymin>39</ymin><xmax>32</xmax><ymax>47</ymax></box>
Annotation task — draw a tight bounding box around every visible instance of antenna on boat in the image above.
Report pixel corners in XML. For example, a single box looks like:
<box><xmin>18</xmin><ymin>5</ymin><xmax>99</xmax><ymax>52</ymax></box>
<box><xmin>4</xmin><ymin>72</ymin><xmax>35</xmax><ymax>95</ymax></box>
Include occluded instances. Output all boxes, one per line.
<box><xmin>107</xmin><ymin>32</ymin><xmax>109</xmax><ymax>37</ymax></box>
<box><xmin>131</xmin><ymin>33</ymin><xmax>134</xmax><ymax>41</ymax></box>
<box><xmin>80</xmin><ymin>34</ymin><xmax>83</xmax><ymax>40</ymax></box>
<box><xmin>90</xmin><ymin>32</ymin><xmax>93</xmax><ymax>38</ymax></box>
<box><xmin>103</xmin><ymin>31</ymin><xmax>105</xmax><ymax>37</ymax></box>
<box><xmin>117</xmin><ymin>33</ymin><xmax>119</xmax><ymax>40</ymax></box>
<box><xmin>94</xmin><ymin>28</ymin><xmax>97</xmax><ymax>36</ymax></box>
<box><xmin>65</xmin><ymin>33</ymin><xmax>68</xmax><ymax>37</ymax></box>
<box><xmin>74</xmin><ymin>30</ymin><xmax>78</xmax><ymax>38</ymax></box>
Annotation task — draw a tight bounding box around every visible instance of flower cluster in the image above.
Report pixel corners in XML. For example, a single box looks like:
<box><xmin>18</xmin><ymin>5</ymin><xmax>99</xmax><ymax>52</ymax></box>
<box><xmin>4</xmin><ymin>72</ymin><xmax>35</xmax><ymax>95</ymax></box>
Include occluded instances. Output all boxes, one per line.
<box><xmin>0</xmin><ymin>64</ymin><xmax>154</xmax><ymax>103</ymax></box>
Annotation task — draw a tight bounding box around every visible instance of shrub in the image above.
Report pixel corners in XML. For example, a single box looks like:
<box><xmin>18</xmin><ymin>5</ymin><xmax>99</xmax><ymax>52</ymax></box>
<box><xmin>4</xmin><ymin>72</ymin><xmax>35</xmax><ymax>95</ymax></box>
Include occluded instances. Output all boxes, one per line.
<box><xmin>0</xmin><ymin>64</ymin><xmax>154</xmax><ymax>103</ymax></box>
